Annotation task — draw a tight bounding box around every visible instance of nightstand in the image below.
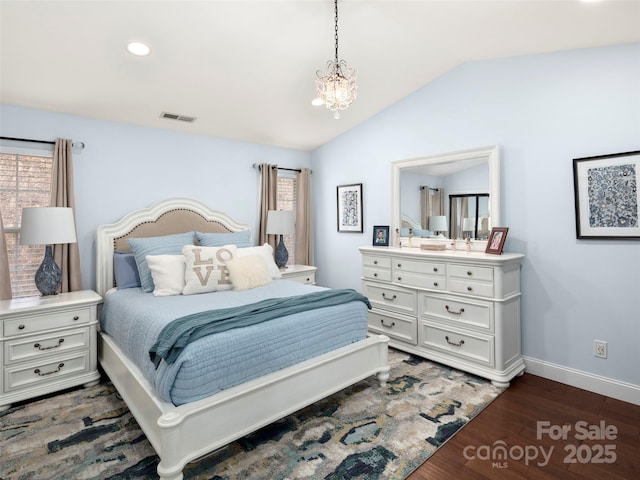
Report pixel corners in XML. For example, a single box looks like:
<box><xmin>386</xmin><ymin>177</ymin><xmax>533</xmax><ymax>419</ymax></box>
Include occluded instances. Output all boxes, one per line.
<box><xmin>281</xmin><ymin>265</ymin><xmax>317</xmax><ymax>285</ymax></box>
<box><xmin>0</xmin><ymin>290</ymin><xmax>102</xmax><ymax>411</ymax></box>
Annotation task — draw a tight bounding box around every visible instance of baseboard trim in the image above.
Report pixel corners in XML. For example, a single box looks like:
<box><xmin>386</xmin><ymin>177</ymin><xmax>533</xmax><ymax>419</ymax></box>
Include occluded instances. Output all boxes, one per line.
<box><xmin>522</xmin><ymin>356</ymin><xmax>640</xmax><ymax>406</ymax></box>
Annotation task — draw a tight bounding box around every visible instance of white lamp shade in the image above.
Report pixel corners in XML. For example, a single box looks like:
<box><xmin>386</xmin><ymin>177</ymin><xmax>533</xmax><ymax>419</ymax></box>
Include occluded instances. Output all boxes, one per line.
<box><xmin>429</xmin><ymin>215</ymin><xmax>448</xmax><ymax>232</ymax></box>
<box><xmin>463</xmin><ymin>217</ymin><xmax>476</xmax><ymax>231</ymax></box>
<box><xmin>19</xmin><ymin>207</ymin><xmax>77</xmax><ymax>245</ymax></box>
<box><xmin>266</xmin><ymin>210</ymin><xmax>295</xmax><ymax>235</ymax></box>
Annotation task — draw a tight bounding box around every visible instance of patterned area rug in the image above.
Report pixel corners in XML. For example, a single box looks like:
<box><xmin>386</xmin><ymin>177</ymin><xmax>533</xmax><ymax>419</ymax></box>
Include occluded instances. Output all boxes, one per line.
<box><xmin>0</xmin><ymin>349</ymin><xmax>503</xmax><ymax>479</ymax></box>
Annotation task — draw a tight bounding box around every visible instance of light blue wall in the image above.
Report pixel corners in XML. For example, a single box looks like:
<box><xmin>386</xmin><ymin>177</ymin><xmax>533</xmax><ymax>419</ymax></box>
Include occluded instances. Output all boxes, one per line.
<box><xmin>311</xmin><ymin>43</ymin><xmax>640</xmax><ymax>386</ymax></box>
<box><xmin>0</xmin><ymin>105</ymin><xmax>311</xmax><ymax>288</ymax></box>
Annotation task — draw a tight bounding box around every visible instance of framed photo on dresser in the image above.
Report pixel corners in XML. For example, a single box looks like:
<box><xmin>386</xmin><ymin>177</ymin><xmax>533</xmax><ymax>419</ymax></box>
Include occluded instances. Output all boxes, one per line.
<box><xmin>372</xmin><ymin>225</ymin><xmax>389</xmax><ymax>246</ymax></box>
<box><xmin>485</xmin><ymin>227</ymin><xmax>508</xmax><ymax>254</ymax></box>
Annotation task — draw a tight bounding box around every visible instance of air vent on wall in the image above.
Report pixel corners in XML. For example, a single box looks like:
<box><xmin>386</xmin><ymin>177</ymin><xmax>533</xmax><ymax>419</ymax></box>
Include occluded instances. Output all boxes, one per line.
<box><xmin>160</xmin><ymin>112</ymin><xmax>196</xmax><ymax>123</ymax></box>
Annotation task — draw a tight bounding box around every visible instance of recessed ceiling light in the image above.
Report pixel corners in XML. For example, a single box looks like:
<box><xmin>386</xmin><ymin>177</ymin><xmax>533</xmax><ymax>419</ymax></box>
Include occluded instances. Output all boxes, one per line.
<box><xmin>127</xmin><ymin>42</ymin><xmax>151</xmax><ymax>56</ymax></box>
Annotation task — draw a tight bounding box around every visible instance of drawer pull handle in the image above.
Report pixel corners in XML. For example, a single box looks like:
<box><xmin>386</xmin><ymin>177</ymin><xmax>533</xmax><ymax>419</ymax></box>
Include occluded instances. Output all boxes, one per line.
<box><xmin>373</xmin><ymin>260</ymin><xmax>378</xmax><ymax>265</ymax></box>
<box><xmin>34</xmin><ymin>363</ymin><xmax>65</xmax><ymax>377</ymax></box>
<box><xmin>73</xmin><ymin>316</ymin><xmax>80</xmax><ymax>321</ymax></box>
<box><xmin>445</xmin><ymin>305</ymin><xmax>465</xmax><ymax>315</ymax></box>
<box><xmin>373</xmin><ymin>273</ymin><xmax>378</xmax><ymax>277</ymax></box>
<box><xmin>433</xmin><ymin>267</ymin><xmax>438</xmax><ymax>272</ymax></box>
<box><xmin>397</xmin><ymin>276</ymin><xmax>402</xmax><ymax>281</ymax></box>
<box><xmin>382</xmin><ymin>293</ymin><xmax>397</xmax><ymax>301</ymax></box>
<box><xmin>445</xmin><ymin>336</ymin><xmax>465</xmax><ymax>347</ymax></box>
<box><xmin>397</xmin><ymin>263</ymin><xmax>402</xmax><ymax>268</ymax></box>
<box><xmin>433</xmin><ymin>282</ymin><xmax>438</xmax><ymax>287</ymax></box>
<box><xmin>34</xmin><ymin>339</ymin><xmax>64</xmax><ymax>350</ymax></box>
<box><xmin>467</xmin><ymin>271</ymin><xmax>473</xmax><ymax>276</ymax></box>
<box><xmin>467</xmin><ymin>286</ymin><xmax>473</xmax><ymax>291</ymax></box>
<box><xmin>380</xmin><ymin>319</ymin><xmax>396</xmax><ymax>328</ymax></box>
<box><xmin>18</xmin><ymin>324</ymin><xmax>25</xmax><ymax>330</ymax></box>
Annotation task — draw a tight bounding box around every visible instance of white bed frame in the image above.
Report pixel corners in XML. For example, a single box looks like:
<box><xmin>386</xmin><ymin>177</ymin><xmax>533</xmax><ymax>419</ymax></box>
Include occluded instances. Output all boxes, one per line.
<box><xmin>95</xmin><ymin>198</ymin><xmax>390</xmax><ymax>480</ymax></box>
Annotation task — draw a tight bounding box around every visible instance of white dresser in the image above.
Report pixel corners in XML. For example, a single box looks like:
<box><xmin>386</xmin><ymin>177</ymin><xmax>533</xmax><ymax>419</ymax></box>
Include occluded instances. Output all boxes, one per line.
<box><xmin>0</xmin><ymin>290</ymin><xmax>101</xmax><ymax>411</ymax></box>
<box><xmin>359</xmin><ymin>246</ymin><xmax>525</xmax><ymax>386</ymax></box>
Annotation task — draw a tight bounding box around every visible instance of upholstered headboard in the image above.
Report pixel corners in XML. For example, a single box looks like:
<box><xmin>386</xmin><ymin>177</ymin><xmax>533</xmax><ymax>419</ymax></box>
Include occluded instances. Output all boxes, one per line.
<box><xmin>95</xmin><ymin>198</ymin><xmax>250</xmax><ymax>297</ymax></box>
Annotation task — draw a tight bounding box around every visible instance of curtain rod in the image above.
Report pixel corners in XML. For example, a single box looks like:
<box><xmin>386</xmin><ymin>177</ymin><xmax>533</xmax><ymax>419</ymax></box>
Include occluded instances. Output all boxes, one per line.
<box><xmin>252</xmin><ymin>163</ymin><xmax>312</xmax><ymax>174</ymax></box>
<box><xmin>0</xmin><ymin>136</ymin><xmax>85</xmax><ymax>150</ymax></box>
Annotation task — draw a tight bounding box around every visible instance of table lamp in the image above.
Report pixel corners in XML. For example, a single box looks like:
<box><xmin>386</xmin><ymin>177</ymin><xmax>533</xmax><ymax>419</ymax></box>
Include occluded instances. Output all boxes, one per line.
<box><xmin>19</xmin><ymin>207</ymin><xmax>77</xmax><ymax>296</ymax></box>
<box><xmin>266</xmin><ymin>210</ymin><xmax>295</xmax><ymax>269</ymax></box>
<box><xmin>429</xmin><ymin>216</ymin><xmax>448</xmax><ymax>236</ymax></box>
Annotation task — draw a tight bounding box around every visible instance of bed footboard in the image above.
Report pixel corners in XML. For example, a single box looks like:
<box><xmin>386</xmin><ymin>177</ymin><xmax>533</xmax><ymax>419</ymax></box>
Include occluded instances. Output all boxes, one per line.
<box><xmin>99</xmin><ymin>332</ymin><xmax>389</xmax><ymax>480</ymax></box>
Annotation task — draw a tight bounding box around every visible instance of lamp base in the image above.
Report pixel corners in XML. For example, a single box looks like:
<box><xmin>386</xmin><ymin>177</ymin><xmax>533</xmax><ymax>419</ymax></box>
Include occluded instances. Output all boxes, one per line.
<box><xmin>34</xmin><ymin>245</ymin><xmax>61</xmax><ymax>296</ymax></box>
<box><xmin>274</xmin><ymin>235</ymin><xmax>289</xmax><ymax>269</ymax></box>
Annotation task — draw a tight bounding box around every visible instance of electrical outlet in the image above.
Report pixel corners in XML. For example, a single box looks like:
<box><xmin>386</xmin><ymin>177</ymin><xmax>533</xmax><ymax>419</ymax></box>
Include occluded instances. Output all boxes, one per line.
<box><xmin>594</xmin><ymin>340</ymin><xmax>608</xmax><ymax>359</ymax></box>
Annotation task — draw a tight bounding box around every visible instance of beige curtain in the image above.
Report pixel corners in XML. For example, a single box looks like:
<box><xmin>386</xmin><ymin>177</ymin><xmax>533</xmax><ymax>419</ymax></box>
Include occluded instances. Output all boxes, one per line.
<box><xmin>420</xmin><ymin>186</ymin><xmax>445</xmax><ymax>230</ymax></box>
<box><xmin>295</xmin><ymin>168</ymin><xmax>313</xmax><ymax>266</ymax></box>
<box><xmin>0</xmin><ymin>211</ymin><xmax>11</xmax><ymax>300</ymax></box>
<box><xmin>258</xmin><ymin>163</ymin><xmax>278</xmax><ymax>251</ymax></box>
<box><xmin>50</xmin><ymin>139</ymin><xmax>83</xmax><ymax>293</ymax></box>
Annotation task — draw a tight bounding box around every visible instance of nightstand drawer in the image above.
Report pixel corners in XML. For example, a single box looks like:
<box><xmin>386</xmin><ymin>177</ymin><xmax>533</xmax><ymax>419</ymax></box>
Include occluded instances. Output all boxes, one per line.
<box><xmin>420</xmin><ymin>323</ymin><xmax>494</xmax><ymax>367</ymax></box>
<box><xmin>4</xmin><ymin>351</ymin><xmax>91</xmax><ymax>392</ymax></box>
<box><xmin>367</xmin><ymin>310</ymin><xmax>417</xmax><ymax>344</ymax></box>
<box><xmin>3</xmin><ymin>307</ymin><xmax>92</xmax><ymax>337</ymax></box>
<box><xmin>5</xmin><ymin>328</ymin><xmax>90</xmax><ymax>364</ymax></box>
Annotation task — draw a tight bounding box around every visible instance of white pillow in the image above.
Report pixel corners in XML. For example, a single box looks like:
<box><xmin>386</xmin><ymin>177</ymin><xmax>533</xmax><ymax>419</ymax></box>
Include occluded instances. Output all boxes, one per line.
<box><xmin>237</xmin><ymin>243</ymin><xmax>282</xmax><ymax>279</ymax></box>
<box><xmin>225</xmin><ymin>254</ymin><xmax>272</xmax><ymax>291</ymax></box>
<box><xmin>146</xmin><ymin>254</ymin><xmax>186</xmax><ymax>296</ymax></box>
<box><xmin>182</xmin><ymin>244</ymin><xmax>237</xmax><ymax>295</ymax></box>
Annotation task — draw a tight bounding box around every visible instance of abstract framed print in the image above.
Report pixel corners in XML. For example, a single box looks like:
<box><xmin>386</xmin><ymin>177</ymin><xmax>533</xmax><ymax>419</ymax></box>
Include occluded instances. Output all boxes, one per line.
<box><xmin>573</xmin><ymin>151</ymin><xmax>640</xmax><ymax>239</ymax></box>
<box><xmin>337</xmin><ymin>183</ymin><xmax>363</xmax><ymax>233</ymax></box>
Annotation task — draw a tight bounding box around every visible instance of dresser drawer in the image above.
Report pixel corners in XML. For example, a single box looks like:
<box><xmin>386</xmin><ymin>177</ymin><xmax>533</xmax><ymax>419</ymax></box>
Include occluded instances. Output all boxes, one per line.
<box><xmin>394</xmin><ymin>258</ymin><xmax>445</xmax><ymax>276</ymax></box>
<box><xmin>4</xmin><ymin>351</ymin><xmax>91</xmax><ymax>393</ymax></box>
<box><xmin>363</xmin><ymin>266</ymin><xmax>392</xmax><ymax>282</ymax></box>
<box><xmin>363</xmin><ymin>282</ymin><xmax>416</xmax><ymax>315</ymax></box>
<box><xmin>420</xmin><ymin>323</ymin><xmax>494</xmax><ymax>367</ymax></box>
<box><xmin>367</xmin><ymin>310</ymin><xmax>417</xmax><ymax>344</ymax></box>
<box><xmin>363</xmin><ymin>255</ymin><xmax>391</xmax><ymax>269</ymax></box>
<box><xmin>448</xmin><ymin>264</ymin><xmax>493</xmax><ymax>282</ymax></box>
<box><xmin>420</xmin><ymin>294</ymin><xmax>493</xmax><ymax>331</ymax></box>
<box><xmin>448</xmin><ymin>279</ymin><xmax>494</xmax><ymax>298</ymax></box>
<box><xmin>394</xmin><ymin>271</ymin><xmax>447</xmax><ymax>291</ymax></box>
<box><xmin>3</xmin><ymin>307</ymin><xmax>92</xmax><ymax>337</ymax></box>
<box><xmin>4</xmin><ymin>328</ymin><xmax>90</xmax><ymax>364</ymax></box>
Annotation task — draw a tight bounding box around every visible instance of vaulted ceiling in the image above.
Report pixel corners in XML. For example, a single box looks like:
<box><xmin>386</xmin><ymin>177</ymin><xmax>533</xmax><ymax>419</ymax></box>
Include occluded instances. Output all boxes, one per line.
<box><xmin>1</xmin><ymin>1</ymin><xmax>639</xmax><ymax>151</ymax></box>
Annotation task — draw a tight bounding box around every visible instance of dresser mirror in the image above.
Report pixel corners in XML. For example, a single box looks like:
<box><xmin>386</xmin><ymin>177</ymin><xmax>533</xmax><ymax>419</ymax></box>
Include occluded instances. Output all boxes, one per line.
<box><xmin>391</xmin><ymin>145</ymin><xmax>500</xmax><ymax>244</ymax></box>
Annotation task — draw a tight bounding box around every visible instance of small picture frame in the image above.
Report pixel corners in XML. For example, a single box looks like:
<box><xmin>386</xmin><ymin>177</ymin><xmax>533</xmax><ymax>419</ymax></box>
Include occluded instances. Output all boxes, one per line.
<box><xmin>372</xmin><ymin>225</ymin><xmax>389</xmax><ymax>246</ymax></box>
<box><xmin>485</xmin><ymin>227</ymin><xmax>508</xmax><ymax>255</ymax></box>
<box><xmin>573</xmin><ymin>150</ymin><xmax>640</xmax><ymax>239</ymax></box>
<box><xmin>337</xmin><ymin>183</ymin><xmax>363</xmax><ymax>233</ymax></box>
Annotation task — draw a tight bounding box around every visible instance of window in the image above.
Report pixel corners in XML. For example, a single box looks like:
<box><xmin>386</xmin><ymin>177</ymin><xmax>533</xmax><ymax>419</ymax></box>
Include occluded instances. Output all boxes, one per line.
<box><xmin>0</xmin><ymin>148</ymin><xmax>53</xmax><ymax>298</ymax></box>
<box><xmin>277</xmin><ymin>172</ymin><xmax>296</xmax><ymax>266</ymax></box>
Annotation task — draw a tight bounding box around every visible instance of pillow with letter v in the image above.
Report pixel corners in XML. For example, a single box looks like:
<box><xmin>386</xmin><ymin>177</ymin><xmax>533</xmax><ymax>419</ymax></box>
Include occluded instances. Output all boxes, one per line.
<box><xmin>182</xmin><ymin>244</ymin><xmax>237</xmax><ymax>295</ymax></box>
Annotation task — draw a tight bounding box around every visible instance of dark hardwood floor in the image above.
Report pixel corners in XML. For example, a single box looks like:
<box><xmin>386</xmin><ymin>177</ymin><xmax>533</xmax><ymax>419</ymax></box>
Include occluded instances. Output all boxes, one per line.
<box><xmin>407</xmin><ymin>373</ymin><xmax>640</xmax><ymax>479</ymax></box>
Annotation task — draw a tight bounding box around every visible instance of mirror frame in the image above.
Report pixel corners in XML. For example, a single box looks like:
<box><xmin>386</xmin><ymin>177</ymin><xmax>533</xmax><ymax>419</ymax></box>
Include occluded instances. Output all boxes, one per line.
<box><xmin>391</xmin><ymin>145</ymin><xmax>500</xmax><ymax>244</ymax></box>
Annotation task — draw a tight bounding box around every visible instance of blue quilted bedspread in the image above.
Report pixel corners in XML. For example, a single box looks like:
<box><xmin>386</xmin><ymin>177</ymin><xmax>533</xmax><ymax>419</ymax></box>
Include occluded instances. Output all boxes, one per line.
<box><xmin>99</xmin><ymin>281</ymin><xmax>369</xmax><ymax>405</ymax></box>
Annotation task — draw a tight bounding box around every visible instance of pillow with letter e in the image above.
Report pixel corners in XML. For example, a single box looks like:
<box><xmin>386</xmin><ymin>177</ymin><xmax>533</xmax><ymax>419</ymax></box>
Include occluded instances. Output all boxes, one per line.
<box><xmin>182</xmin><ymin>244</ymin><xmax>237</xmax><ymax>295</ymax></box>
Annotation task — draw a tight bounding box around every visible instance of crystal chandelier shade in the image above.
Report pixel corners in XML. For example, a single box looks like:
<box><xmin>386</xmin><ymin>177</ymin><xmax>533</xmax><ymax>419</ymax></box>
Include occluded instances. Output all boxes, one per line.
<box><xmin>315</xmin><ymin>0</ymin><xmax>357</xmax><ymax>119</ymax></box>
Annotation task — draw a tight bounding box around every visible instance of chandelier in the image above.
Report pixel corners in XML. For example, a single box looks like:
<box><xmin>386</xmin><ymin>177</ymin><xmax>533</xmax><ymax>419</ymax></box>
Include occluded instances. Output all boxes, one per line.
<box><xmin>315</xmin><ymin>0</ymin><xmax>357</xmax><ymax>119</ymax></box>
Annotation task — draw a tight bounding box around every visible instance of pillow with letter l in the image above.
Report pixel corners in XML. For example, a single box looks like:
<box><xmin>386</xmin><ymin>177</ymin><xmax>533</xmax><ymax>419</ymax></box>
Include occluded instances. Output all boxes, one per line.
<box><xmin>182</xmin><ymin>244</ymin><xmax>237</xmax><ymax>295</ymax></box>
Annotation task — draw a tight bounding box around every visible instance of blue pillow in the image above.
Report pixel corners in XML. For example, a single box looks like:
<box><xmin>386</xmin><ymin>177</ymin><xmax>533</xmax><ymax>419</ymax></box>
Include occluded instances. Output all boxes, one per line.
<box><xmin>113</xmin><ymin>252</ymin><xmax>141</xmax><ymax>289</ymax></box>
<box><xmin>196</xmin><ymin>230</ymin><xmax>251</xmax><ymax>248</ymax></box>
<box><xmin>128</xmin><ymin>231</ymin><xmax>195</xmax><ymax>293</ymax></box>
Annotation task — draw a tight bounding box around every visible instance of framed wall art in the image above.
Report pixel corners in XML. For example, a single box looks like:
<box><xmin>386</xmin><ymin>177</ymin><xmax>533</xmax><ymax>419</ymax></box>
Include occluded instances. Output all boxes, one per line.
<box><xmin>485</xmin><ymin>227</ymin><xmax>508</xmax><ymax>255</ymax></box>
<box><xmin>337</xmin><ymin>183</ymin><xmax>363</xmax><ymax>233</ymax></box>
<box><xmin>573</xmin><ymin>151</ymin><xmax>640</xmax><ymax>239</ymax></box>
<box><xmin>372</xmin><ymin>225</ymin><xmax>389</xmax><ymax>246</ymax></box>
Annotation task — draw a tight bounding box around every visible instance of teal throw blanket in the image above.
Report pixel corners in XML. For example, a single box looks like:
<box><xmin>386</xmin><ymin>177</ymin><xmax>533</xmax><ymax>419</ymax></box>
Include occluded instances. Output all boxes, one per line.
<box><xmin>149</xmin><ymin>289</ymin><xmax>371</xmax><ymax>367</ymax></box>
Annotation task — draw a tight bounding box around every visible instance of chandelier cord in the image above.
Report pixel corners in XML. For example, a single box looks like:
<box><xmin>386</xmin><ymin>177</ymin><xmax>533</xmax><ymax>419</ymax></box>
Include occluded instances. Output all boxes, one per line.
<box><xmin>334</xmin><ymin>0</ymin><xmax>339</xmax><ymax>65</ymax></box>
